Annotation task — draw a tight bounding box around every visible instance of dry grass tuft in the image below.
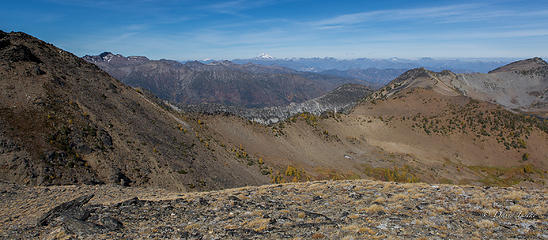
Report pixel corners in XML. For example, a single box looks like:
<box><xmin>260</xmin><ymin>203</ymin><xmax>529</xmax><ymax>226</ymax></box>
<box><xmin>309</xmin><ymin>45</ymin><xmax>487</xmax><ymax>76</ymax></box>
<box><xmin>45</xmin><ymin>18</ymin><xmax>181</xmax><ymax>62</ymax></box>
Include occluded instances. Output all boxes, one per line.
<box><xmin>413</xmin><ymin>217</ymin><xmax>434</xmax><ymax>226</ymax></box>
<box><xmin>427</xmin><ymin>205</ymin><xmax>447</xmax><ymax>215</ymax></box>
<box><xmin>475</xmin><ymin>219</ymin><xmax>496</xmax><ymax>228</ymax></box>
<box><xmin>311</xmin><ymin>233</ymin><xmax>326</xmax><ymax>239</ymax></box>
<box><xmin>532</xmin><ymin>205</ymin><xmax>547</xmax><ymax>216</ymax></box>
<box><xmin>342</xmin><ymin>225</ymin><xmax>359</xmax><ymax>232</ymax></box>
<box><xmin>504</xmin><ymin>191</ymin><xmax>526</xmax><ymax>201</ymax></box>
<box><xmin>245</xmin><ymin>218</ymin><xmax>270</xmax><ymax>232</ymax></box>
<box><xmin>347</xmin><ymin>214</ymin><xmax>361</xmax><ymax>219</ymax></box>
<box><xmin>357</xmin><ymin>227</ymin><xmax>376</xmax><ymax>235</ymax></box>
<box><xmin>508</xmin><ymin>204</ymin><xmax>528</xmax><ymax>213</ymax></box>
<box><xmin>372</xmin><ymin>197</ymin><xmax>385</xmax><ymax>204</ymax></box>
<box><xmin>390</xmin><ymin>193</ymin><xmax>409</xmax><ymax>201</ymax></box>
<box><xmin>362</xmin><ymin>204</ymin><xmax>386</xmax><ymax>214</ymax></box>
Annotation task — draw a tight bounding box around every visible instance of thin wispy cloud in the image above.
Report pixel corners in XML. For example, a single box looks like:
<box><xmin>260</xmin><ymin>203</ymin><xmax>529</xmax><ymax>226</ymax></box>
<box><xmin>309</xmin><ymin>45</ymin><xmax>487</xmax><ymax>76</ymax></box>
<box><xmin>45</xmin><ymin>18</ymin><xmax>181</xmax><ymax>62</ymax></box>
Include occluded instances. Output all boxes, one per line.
<box><xmin>437</xmin><ymin>9</ymin><xmax>548</xmax><ymax>23</ymax></box>
<box><xmin>311</xmin><ymin>4</ymin><xmax>480</xmax><ymax>27</ymax></box>
<box><xmin>201</xmin><ymin>0</ymin><xmax>279</xmax><ymax>15</ymax></box>
<box><xmin>310</xmin><ymin>4</ymin><xmax>548</xmax><ymax>28</ymax></box>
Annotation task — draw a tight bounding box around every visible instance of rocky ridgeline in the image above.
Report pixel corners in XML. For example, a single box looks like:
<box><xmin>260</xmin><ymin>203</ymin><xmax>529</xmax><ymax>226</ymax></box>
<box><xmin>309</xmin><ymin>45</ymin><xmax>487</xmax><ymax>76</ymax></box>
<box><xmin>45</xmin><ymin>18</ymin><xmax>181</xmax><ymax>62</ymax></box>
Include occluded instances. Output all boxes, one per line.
<box><xmin>1</xmin><ymin>180</ymin><xmax>545</xmax><ymax>239</ymax></box>
<box><xmin>181</xmin><ymin>84</ymin><xmax>372</xmax><ymax>124</ymax></box>
<box><xmin>367</xmin><ymin>58</ymin><xmax>548</xmax><ymax>116</ymax></box>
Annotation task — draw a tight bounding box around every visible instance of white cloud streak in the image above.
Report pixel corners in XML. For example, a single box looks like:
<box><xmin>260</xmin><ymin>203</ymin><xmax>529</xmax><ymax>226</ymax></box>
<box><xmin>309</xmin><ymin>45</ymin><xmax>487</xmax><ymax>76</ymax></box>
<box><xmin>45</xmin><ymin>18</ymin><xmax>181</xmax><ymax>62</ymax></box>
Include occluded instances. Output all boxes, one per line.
<box><xmin>200</xmin><ymin>0</ymin><xmax>280</xmax><ymax>15</ymax></box>
<box><xmin>311</xmin><ymin>4</ymin><xmax>479</xmax><ymax>27</ymax></box>
<box><xmin>311</xmin><ymin>4</ymin><xmax>548</xmax><ymax>28</ymax></box>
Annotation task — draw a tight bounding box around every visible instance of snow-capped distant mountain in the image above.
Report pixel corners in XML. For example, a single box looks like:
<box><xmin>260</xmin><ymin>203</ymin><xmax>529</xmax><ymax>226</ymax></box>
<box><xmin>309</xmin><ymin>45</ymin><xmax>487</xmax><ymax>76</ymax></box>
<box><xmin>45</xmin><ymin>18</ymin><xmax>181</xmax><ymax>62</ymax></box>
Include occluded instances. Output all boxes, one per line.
<box><xmin>256</xmin><ymin>53</ymin><xmax>274</xmax><ymax>60</ymax></box>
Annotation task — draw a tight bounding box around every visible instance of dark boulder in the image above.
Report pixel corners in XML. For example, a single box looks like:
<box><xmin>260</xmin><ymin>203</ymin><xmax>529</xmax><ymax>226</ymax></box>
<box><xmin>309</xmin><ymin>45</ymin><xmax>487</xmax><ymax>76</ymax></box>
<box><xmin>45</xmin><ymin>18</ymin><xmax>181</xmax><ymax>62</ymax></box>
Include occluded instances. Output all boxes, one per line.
<box><xmin>37</xmin><ymin>194</ymin><xmax>94</xmax><ymax>226</ymax></box>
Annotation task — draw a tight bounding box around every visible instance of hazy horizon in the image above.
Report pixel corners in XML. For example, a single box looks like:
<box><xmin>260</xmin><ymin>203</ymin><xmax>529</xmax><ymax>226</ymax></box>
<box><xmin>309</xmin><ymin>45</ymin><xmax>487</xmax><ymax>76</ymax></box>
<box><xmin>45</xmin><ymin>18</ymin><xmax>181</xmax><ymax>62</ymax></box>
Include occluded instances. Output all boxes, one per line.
<box><xmin>88</xmin><ymin>52</ymin><xmax>529</xmax><ymax>63</ymax></box>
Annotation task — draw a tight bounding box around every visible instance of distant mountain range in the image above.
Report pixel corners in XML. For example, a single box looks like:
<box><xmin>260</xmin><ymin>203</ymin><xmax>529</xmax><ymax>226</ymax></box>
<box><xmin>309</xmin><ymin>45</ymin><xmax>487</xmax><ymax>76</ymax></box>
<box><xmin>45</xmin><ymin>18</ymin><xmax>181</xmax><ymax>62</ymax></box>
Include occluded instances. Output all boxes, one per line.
<box><xmin>227</xmin><ymin>56</ymin><xmax>516</xmax><ymax>73</ymax></box>
<box><xmin>319</xmin><ymin>68</ymin><xmax>406</xmax><ymax>88</ymax></box>
<box><xmin>84</xmin><ymin>52</ymin><xmax>375</xmax><ymax>108</ymax></box>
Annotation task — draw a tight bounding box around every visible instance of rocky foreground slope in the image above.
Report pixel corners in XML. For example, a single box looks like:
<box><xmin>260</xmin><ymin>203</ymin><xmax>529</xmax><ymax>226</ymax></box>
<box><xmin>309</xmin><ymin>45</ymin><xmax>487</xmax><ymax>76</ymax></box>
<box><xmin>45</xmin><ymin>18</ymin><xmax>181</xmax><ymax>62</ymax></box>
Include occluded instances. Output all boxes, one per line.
<box><xmin>1</xmin><ymin>180</ymin><xmax>546</xmax><ymax>239</ymax></box>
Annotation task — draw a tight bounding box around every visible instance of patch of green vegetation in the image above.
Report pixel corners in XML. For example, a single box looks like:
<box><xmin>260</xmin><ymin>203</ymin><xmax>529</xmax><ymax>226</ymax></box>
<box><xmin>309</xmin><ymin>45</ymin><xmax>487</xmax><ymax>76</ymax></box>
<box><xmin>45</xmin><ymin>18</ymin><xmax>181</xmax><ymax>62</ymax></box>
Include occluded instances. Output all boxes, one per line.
<box><xmin>363</xmin><ymin>164</ymin><xmax>419</xmax><ymax>183</ymax></box>
<box><xmin>270</xmin><ymin>166</ymin><xmax>309</xmax><ymax>183</ymax></box>
<box><xmin>405</xmin><ymin>100</ymin><xmax>547</xmax><ymax>151</ymax></box>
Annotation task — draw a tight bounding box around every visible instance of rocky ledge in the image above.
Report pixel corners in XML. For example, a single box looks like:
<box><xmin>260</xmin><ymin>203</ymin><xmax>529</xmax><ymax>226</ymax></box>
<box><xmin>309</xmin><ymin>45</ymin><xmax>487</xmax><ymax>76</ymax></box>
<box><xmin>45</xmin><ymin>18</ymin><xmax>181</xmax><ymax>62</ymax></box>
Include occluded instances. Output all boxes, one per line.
<box><xmin>1</xmin><ymin>180</ymin><xmax>546</xmax><ymax>239</ymax></box>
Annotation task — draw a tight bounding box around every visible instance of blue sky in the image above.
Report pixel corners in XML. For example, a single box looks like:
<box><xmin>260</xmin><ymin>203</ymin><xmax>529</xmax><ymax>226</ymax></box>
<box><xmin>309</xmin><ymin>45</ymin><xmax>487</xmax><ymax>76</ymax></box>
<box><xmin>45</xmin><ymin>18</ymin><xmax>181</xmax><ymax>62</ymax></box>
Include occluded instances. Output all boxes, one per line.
<box><xmin>1</xmin><ymin>0</ymin><xmax>547</xmax><ymax>60</ymax></box>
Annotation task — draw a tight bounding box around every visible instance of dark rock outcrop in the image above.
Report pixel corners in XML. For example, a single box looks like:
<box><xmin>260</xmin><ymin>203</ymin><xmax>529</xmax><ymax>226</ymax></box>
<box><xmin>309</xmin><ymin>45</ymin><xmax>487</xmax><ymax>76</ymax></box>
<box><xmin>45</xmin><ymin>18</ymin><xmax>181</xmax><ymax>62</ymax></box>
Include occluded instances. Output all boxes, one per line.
<box><xmin>37</xmin><ymin>194</ymin><xmax>125</xmax><ymax>235</ymax></box>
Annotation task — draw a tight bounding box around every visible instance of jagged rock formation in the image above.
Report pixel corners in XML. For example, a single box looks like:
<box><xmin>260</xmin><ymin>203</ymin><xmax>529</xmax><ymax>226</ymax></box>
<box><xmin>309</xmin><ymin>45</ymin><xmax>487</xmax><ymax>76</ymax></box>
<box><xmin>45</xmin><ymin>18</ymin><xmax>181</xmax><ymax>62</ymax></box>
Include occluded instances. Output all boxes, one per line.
<box><xmin>182</xmin><ymin>84</ymin><xmax>372</xmax><ymax>124</ymax></box>
<box><xmin>368</xmin><ymin>58</ymin><xmax>548</xmax><ymax>117</ymax></box>
<box><xmin>83</xmin><ymin>53</ymin><xmax>355</xmax><ymax>108</ymax></box>
<box><xmin>0</xmin><ymin>31</ymin><xmax>269</xmax><ymax>191</ymax></box>
<box><xmin>1</xmin><ymin>180</ymin><xmax>546</xmax><ymax>239</ymax></box>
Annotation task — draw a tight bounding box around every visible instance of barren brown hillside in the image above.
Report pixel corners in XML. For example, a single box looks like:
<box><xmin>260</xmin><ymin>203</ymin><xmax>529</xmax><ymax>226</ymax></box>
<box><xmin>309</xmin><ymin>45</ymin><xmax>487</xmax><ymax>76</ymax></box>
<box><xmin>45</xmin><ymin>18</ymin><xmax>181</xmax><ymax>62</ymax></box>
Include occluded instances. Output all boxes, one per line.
<box><xmin>0</xmin><ymin>31</ymin><xmax>269</xmax><ymax>191</ymax></box>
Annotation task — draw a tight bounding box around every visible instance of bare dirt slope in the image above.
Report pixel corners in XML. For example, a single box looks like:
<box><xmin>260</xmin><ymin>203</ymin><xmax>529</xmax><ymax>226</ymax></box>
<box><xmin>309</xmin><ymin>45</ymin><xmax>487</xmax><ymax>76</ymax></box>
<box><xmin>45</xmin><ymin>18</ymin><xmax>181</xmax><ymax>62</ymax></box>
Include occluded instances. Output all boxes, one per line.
<box><xmin>0</xmin><ymin>31</ymin><xmax>269</xmax><ymax>191</ymax></box>
<box><xmin>1</xmin><ymin>180</ymin><xmax>545</xmax><ymax>239</ymax></box>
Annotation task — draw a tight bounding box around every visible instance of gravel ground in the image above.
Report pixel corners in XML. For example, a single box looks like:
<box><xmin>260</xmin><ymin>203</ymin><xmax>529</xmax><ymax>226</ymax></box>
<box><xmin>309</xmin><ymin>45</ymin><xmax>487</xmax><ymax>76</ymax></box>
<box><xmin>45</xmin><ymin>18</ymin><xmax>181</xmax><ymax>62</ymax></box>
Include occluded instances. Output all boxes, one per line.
<box><xmin>1</xmin><ymin>180</ymin><xmax>546</xmax><ymax>239</ymax></box>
